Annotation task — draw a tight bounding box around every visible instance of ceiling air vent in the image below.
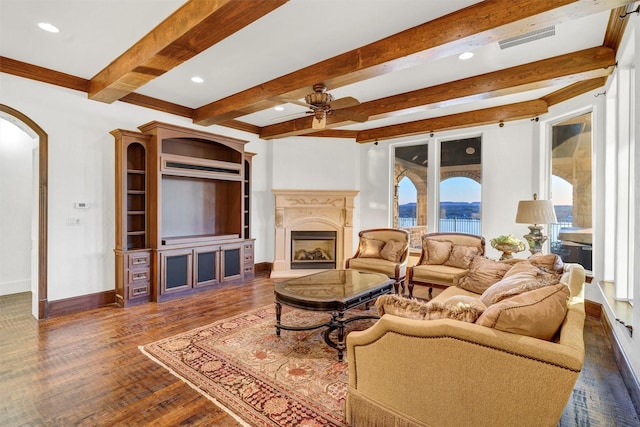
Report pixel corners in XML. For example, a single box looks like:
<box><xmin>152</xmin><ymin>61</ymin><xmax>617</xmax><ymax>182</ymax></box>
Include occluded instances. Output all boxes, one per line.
<box><xmin>498</xmin><ymin>26</ymin><xmax>556</xmax><ymax>50</ymax></box>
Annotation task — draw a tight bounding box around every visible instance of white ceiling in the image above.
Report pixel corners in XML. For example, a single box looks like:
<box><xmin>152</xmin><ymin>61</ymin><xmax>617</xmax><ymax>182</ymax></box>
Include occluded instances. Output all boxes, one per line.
<box><xmin>0</xmin><ymin>0</ymin><xmax>615</xmax><ymax>133</ymax></box>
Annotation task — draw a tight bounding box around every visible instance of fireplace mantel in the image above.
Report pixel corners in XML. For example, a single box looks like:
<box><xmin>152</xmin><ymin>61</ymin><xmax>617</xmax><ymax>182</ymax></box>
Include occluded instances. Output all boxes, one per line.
<box><xmin>271</xmin><ymin>190</ymin><xmax>359</xmax><ymax>278</ymax></box>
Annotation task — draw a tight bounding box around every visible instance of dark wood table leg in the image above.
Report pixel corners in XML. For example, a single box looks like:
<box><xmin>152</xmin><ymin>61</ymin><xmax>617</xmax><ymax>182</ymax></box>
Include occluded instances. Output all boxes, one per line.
<box><xmin>275</xmin><ymin>301</ymin><xmax>282</xmax><ymax>336</ymax></box>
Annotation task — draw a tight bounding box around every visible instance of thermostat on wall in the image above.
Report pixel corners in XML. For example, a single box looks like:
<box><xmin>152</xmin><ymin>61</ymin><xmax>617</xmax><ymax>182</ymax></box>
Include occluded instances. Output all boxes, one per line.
<box><xmin>74</xmin><ymin>202</ymin><xmax>89</xmax><ymax>209</ymax></box>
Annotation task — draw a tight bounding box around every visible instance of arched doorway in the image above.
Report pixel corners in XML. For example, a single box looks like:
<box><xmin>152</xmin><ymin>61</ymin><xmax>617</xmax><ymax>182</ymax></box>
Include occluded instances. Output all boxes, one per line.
<box><xmin>0</xmin><ymin>104</ymin><xmax>48</xmax><ymax>319</ymax></box>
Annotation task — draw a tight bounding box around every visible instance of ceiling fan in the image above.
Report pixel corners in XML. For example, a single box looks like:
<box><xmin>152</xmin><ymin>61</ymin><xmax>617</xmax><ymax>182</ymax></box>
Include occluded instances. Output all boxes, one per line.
<box><xmin>280</xmin><ymin>83</ymin><xmax>368</xmax><ymax>129</ymax></box>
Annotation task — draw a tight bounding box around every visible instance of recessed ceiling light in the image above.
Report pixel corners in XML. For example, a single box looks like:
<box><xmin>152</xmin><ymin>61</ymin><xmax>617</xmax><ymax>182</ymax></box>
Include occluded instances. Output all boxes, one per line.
<box><xmin>274</xmin><ymin>106</ymin><xmax>284</xmax><ymax>111</ymax></box>
<box><xmin>458</xmin><ymin>51</ymin><xmax>474</xmax><ymax>60</ymax></box>
<box><xmin>38</xmin><ymin>22</ymin><xmax>60</xmax><ymax>33</ymax></box>
<box><xmin>466</xmin><ymin>147</ymin><xmax>476</xmax><ymax>154</ymax></box>
<box><xmin>190</xmin><ymin>76</ymin><xmax>204</xmax><ymax>83</ymax></box>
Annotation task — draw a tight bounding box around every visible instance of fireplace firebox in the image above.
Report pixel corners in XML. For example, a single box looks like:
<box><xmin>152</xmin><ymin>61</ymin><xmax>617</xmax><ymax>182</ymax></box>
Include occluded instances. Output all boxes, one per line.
<box><xmin>291</xmin><ymin>231</ymin><xmax>337</xmax><ymax>270</ymax></box>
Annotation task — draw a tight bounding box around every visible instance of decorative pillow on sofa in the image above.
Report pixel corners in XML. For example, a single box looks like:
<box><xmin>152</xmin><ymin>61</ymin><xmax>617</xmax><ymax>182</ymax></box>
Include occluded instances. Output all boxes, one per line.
<box><xmin>479</xmin><ymin>272</ymin><xmax>559</xmax><ymax>306</ymax></box>
<box><xmin>380</xmin><ymin>239</ymin><xmax>405</xmax><ymax>263</ymax></box>
<box><xmin>421</xmin><ymin>239</ymin><xmax>453</xmax><ymax>265</ymax></box>
<box><xmin>375</xmin><ymin>294</ymin><xmax>486</xmax><ymax>323</ymax></box>
<box><xmin>476</xmin><ymin>283</ymin><xmax>570</xmax><ymax>341</ymax></box>
<box><xmin>359</xmin><ymin>237</ymin><xmax>385</xmax><ymax>258</ymax></box>
<box><xmin>457</xmin><ymin>256</ymin><xmax>512</xmax><ymax>294</ymax></box>
<box><xmin>528</xmin><ymin>253</ymin><xmax>564</xmax><ymax>273</ymax></box>
<box><xmin>444</xmin><ymin>245</ymin><xmax>481</xmax><ymax>269</ymax></box>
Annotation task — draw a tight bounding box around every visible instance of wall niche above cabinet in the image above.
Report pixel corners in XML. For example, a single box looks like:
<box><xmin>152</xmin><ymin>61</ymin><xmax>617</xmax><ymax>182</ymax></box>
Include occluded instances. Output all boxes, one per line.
<box><xmin>113</xmin><ymin>121</ymin><xmax>254</xmax><ymax>305</ymax></box>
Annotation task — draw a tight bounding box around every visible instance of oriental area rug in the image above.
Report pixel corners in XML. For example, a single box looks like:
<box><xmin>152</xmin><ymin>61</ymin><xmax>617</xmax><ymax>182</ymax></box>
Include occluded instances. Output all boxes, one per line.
<box><xmin>141</xmin><ymin>305</ymin><xmax>639</xmax><ymax>427</ymax></box>
<box><xmin>140</xmin><ymin>305</ymin><xmax>376</xmax><ymax>427</ymax></box>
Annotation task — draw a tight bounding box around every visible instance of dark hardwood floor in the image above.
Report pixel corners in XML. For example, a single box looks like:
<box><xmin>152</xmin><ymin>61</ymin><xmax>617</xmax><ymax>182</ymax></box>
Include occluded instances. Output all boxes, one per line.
<box><xmin>0</xmin><ymin>275</ymin><xmax>275</xmax><ymax>426</ymax></box>
<box><xmin>1</xmin><ymin>274</ymin><xmax>637</xmax><ymax>426</ymax></box>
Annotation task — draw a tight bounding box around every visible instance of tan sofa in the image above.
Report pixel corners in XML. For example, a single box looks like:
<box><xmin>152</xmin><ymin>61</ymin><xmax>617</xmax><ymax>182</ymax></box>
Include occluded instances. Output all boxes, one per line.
<box><xmin>346</xmin><ymin>262</ymin><xmax>586</xmax><ymax>427</ymax></box>
<box><xmin>345</xmin><ymin>228</ymin><xmax>410</xmax><ymax>293</ymax></box>
<box><xmin>408</xmin><ymin>232</ymin><xmax>485</xmax><ymax>297</ymax></box>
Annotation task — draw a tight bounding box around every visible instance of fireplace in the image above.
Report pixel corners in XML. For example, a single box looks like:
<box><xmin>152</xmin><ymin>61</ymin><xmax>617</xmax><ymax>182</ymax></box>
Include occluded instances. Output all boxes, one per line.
<box><xmin>291</xmin><ymin>231</ymin><xmax>337</xmax><ymax>270</ymax></box>
<box><xmin>271</xmin><ymin>189</ymin><xmax>358</xmax><ymax>278</ymax></box>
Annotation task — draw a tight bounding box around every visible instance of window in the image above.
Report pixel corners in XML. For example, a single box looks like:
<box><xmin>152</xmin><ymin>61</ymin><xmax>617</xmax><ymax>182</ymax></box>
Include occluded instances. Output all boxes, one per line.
<box><xmin>439</xmin><ymin>137</ymin><xmax>482</xmax><ymax>235</ymax></box>
<box><xmin>603</xmin><ymin>61</ymin><xmax>635</xmax><ymax>303</ymax></box>
<box><xmin>394</xmin><ymin>144</ymin><xmax>427</xmax><ymax>249</ymax></box>
<box><xmin>549</xmin><ymin>112</ymin><xmax>592</xmax><ymax>272</ymax></box>
<box><xmin>394</xmin><ymin>136</ymin><xmax>482</xmax><ymax>249</ymax></box>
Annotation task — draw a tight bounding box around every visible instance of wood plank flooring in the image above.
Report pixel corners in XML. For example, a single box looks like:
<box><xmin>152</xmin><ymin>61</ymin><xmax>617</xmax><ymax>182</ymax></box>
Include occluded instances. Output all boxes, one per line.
<box><xmin>0</xmin><ymin>274</ymin><xmax>637</xmax><ymax>426</ymax></box>
<box><xmin>1</xmin><ymin>276</ymin><xmax>275</xmax><ymax>426</ymax></box>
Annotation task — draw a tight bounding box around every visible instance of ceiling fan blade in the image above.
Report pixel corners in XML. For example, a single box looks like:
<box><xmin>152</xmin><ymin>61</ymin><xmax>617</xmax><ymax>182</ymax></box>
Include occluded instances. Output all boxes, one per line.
<box><xmin>270</xmin><ymin>96</ymin><xmax>312</xmax><ymax>109</ymax></box>
<box><xmin>270</xmin><ymin>111</ymin><xmax>310</xmax><ymax>122</ymax></box>
<box><xmin>333</xmin><ymin>109</ymin><xmax>368</xmax><ymax>123</ymax></box>
<box><xmin>329</xmin><ymin>96</ymin><xmax>360</xmax><ymax>109</ymax></box>
<box><xmin>312</xmin><ymin>115</ymin><xmax>326</xmax><ymax>129</ymax></box>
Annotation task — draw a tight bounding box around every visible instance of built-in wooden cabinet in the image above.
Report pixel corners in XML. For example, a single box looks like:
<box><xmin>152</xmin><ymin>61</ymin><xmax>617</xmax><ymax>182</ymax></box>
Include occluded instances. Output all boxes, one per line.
<box><xmin>113</xmin><ymin>122</ymin><xmax>254</xmax><ymax>305</ymax></box>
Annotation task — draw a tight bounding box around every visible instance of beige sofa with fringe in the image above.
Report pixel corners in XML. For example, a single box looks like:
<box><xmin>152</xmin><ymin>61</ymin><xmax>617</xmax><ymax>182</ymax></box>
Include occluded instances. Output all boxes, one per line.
<box><xmin>346</xmin><ymin>262</ymin><xmax>586</xmax><ymax>427</ymax></box>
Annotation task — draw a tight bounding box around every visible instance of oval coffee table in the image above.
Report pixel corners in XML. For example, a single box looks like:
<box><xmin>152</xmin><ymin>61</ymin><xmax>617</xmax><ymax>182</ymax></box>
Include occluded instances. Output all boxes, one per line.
<box><xmin>274</xmin><ymin>269</ymin><xmax>394</xmax><ymax>361</ymax></box>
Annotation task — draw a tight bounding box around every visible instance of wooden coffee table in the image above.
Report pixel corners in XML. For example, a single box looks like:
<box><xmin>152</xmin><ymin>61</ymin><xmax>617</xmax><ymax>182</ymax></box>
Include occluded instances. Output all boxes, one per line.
<box><xmin>274</xmin><ymin>269</ymin><xmax>393</xmax><ymax>361</ymax></box>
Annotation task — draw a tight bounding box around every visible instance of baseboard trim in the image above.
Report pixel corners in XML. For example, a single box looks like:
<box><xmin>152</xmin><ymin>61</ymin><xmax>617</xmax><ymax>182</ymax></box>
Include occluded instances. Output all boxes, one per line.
<box><xmin>584</xmin><ymin>299</ymin><xmax>602</xmax><ymax>319</ymax></box>
<box><xmin>47</xmin><ymin>290</ymin><xmax>116</xmax><ymax>318</ymax></box>
<box><xmin>255</xmin><ymin>262</ymin><xmax>272</xmax><ymax>274</ymax></box>
<box><xmin>600</xmin><ymin>304</ymin><xmax>640</xmax><ymax>417</ymax></box>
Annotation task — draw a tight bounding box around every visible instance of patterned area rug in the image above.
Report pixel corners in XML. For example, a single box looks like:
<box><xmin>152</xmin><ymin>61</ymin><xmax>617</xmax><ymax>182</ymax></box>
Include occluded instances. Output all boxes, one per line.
<box><xmin>140</xmin><ymin>304</ymin><xmax>377</xmax><ymax>427</ymax></box>
<box><xmin>141</xmin><ymin>306</ymin><xmax>640</xmax><ymax>427</ymax></box>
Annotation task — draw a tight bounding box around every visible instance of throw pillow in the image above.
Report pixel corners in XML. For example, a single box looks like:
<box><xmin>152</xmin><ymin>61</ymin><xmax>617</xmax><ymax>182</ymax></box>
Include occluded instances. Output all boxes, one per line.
<box><xmin>503</xmin><ymin>260</ymin><xmax>540</xmax><ymax>278</ymax></box>
<box><xmin>457</xmin><ymin>256</ymin><xmax>512</xmax><ymax>294</ymax></box>
<box><xmin>380</xmin><ymin>239</ymin><xmax>405</xmax><ymax>263</ymax></box>
<box><xmin>421</xmin><ymin>239</ymin><xmax>453</xmax><ymax>265</ymax></box>
<box><xmin>442</xmin><ymin>295</ymin><xmax>487</xmax><ymax>322</ymax></box>
<box><xmin>476</xmin><ymin>283</ymin><xmax>570</xmax><ymax>341</ymax></box>
<box><xmin>375</xmin><ymin>294</ymin><xmax>485</xmax><ymax>323</ymax></box>
<box><xmin>528</xmin><ymin>253</ymin><xmax>564</xmax><ymax>273</ymax></box>
<box><xmin>359</xmin><ymin>237</ymin><xmax>385</xmax><ymax>258</ymax></box>
<box><xmin>479</xmin><ymin>271</ymin><xmax>559</xmax><ymax>306</ymax></box>
<box><xmin>445</xmin><ymin>244</ymin><xmax>481</xmax><ymax>269</ymax></box>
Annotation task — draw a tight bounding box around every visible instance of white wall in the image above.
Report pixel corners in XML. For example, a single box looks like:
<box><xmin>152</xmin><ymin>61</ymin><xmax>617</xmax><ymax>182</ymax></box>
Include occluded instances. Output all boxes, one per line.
<box><xmin>0</xmin><ymin>119</ymin><xmax>35</xmax><ymax>295</ymax></box>
<box><xmin>0</xmin><ymin>73</ymin><xmax>265</xmax><ymax>302</ymax></box>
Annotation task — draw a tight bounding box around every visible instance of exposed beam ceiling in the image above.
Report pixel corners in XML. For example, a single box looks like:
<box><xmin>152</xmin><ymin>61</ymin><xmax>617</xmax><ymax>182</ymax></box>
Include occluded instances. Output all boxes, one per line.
<box><xmin>192</xmin><ymin>0</ymin><xmax>630</xmax><ymax>127</ymax></box>
<box><xmin>1</xmin><ymin>0</ymin><xmax>635</xmax><ymax>144</ymax></box>
<box><xmin>88</xmin><ymin>0</ymin><xmax>288</xmax><ymax>103</ymax></box>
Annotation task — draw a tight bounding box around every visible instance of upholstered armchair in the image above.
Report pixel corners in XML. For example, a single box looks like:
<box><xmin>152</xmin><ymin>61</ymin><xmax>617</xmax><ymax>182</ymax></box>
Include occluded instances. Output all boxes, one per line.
<box><xmin>345</xmin><ymin>228</ymin><xmax>410</xmax><ymax>293</ymax></box>
<box><xmin>408</xmin><ymin>232</ymin><xmax>485</xmax><ymax>297</ymax></box>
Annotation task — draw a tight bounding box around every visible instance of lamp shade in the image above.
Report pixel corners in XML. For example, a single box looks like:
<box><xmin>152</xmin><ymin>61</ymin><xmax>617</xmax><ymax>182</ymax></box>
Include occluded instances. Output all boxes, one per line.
<box><xmin>515</xmin><ymin>198</ymin><xmax>558</xmax><ymax>225</ymax></box>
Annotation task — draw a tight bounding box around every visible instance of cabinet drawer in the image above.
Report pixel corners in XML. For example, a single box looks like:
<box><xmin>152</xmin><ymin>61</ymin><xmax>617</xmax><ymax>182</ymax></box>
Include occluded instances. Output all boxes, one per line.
<box><xmin>128</xmin><ymin>282</ymin><xmax>150</xmax><ymax>298</ymax></box>
<box><xmin>129</xmin><ymin>252</ymin><xmax>150</xmax><ymax>268</ymax></box>
<box><xmin>129</xmin><ymin>269</ymin><xmax>150</xmax><ymax>282</ymax></box>
<box><xmin>244</xmin><ymin>253</ymin><xmax>254</xmax><ymax>264</ymax></box>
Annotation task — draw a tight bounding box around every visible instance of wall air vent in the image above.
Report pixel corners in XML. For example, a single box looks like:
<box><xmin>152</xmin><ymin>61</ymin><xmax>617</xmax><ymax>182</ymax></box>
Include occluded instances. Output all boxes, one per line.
<box><xmin>498</xmin><ymin>26</ymin><xmax>555</xmax><ymax>50</ymax></box>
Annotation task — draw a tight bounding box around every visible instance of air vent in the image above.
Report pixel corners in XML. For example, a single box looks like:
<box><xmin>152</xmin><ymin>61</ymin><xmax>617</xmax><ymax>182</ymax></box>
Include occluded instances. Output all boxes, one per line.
<box><xmin>498</xmin><ymin>26</ymin><xmax>555</xmax><ymax>50</ymax></box>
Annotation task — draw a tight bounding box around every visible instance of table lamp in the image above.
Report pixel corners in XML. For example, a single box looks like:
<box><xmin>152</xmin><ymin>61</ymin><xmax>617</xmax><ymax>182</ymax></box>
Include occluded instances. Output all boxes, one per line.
<box><xmin>515</xmin><ymin>193</ymin><xmax>558</xmax><ymax>255</ymax></box>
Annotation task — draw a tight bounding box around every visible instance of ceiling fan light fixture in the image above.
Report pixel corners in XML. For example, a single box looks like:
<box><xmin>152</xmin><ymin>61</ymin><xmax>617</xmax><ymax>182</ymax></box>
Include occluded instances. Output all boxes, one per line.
<box><xmin>305</xmin><ymin>83</ymin><xmax>333</xmax><ymax>107</ymax></box>
<box><xmin>305</xmin><ymin>91</ymin><xmax>333</xmax><ymax>107</ymax></box>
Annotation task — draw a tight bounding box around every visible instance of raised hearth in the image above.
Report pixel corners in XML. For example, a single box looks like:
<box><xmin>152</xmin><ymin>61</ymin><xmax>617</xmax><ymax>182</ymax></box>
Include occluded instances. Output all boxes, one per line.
<box><xmin>271</xmin><ymin>190</ymin><xmax>358</xmax><ymax>278</ymax></box>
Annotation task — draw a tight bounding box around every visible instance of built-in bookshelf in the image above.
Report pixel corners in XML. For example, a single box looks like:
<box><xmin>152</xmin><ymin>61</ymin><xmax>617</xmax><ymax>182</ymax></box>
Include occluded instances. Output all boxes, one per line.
<box><xmin>112</xmin><ymin>122</ymin><xmax>255</xmax><ymax>305</ymax></box>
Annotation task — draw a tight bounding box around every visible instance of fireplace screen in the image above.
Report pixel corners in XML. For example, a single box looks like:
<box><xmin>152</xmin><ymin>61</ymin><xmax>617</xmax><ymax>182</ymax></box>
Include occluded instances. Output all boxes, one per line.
<box><xmin>291</xmin><ymin>231</ymin><xmax>337</xmax><ymax>270</ymax></box>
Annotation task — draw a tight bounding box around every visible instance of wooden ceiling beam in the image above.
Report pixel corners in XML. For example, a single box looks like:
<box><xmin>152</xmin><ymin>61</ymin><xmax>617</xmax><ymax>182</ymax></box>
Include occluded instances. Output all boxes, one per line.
<box><xmin>260</xmin><ymin>46</ymin><xmax>615</xmax><ymax>139</ymax></box>
<box><xmin>355</xmin><ymin>100</ymin><xmax>549</xmax><ymax>144</ymax></box>
<box><xmin>194</xmin><ymin>0</ymin><xmax>633</xmax><ymax>126</ymax></box>
<box><xmin>88</xmin><ymin>0</ymin><xmax>288</xmax><ymax>103</ymax></box>
<box><xmin>540</xmin><ymin>77</ymin><xmax>607</xmax><ymax>106</ymax></box>
<box><xmin>0</xmin><ymin>56</ymin><xmax>89</xmax><ymax>92</ymax></box>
